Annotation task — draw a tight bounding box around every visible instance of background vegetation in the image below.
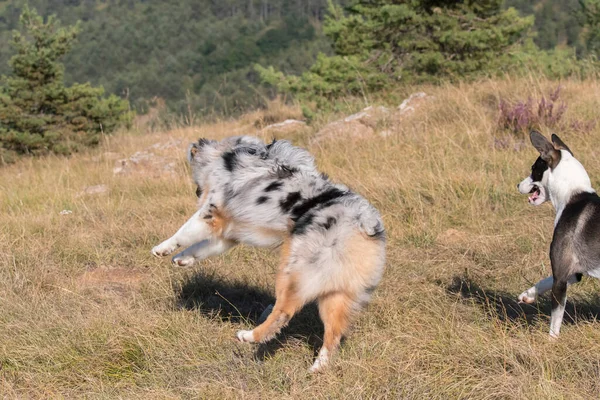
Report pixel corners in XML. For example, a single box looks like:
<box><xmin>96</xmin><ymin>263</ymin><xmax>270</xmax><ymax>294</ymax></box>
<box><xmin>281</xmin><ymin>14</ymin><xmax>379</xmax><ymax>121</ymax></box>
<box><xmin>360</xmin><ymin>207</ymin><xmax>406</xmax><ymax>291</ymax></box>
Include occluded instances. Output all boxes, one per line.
<box><xmin>2</xmin><ymin>77</ymin><xmax>600</xmax><ymax>398</ymax></box>
<box><xmin>0</xmin><ymin>6</ymin><xmax>131</xmax><ymax>163</ymax></box>
<box><xmin>3</xmin><ymin>0</ymin><xmax>600</xmax><ymax>398</ymax></box>
<box><xmin>2</xmin><ymin>0</ymin><xmax>600</xmax><ymax>118</ymax></box>
<box><xmin>0</xmin><ymin>0</ymin><xmax>347</xmax><ymax>116</ymax></box>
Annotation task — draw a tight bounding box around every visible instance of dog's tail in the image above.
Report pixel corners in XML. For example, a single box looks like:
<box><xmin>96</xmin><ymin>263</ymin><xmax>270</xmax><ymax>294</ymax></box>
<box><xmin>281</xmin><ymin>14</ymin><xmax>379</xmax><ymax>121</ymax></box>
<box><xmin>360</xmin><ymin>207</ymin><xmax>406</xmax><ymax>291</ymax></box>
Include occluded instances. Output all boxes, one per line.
<box><xmin>354</xmin><ymin>200</ymin><xmax>385</xmax><ymax>241</ymax></box>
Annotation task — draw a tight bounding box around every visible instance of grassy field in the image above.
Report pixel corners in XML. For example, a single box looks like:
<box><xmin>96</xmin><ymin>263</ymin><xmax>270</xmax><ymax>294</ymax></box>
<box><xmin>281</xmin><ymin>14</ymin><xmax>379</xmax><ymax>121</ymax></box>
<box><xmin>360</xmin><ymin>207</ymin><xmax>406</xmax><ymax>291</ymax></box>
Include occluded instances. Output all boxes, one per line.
<box><xmin>3</xmin><ymin>77</ymin><xmax>600</xmax><ymax>398</ymax></box>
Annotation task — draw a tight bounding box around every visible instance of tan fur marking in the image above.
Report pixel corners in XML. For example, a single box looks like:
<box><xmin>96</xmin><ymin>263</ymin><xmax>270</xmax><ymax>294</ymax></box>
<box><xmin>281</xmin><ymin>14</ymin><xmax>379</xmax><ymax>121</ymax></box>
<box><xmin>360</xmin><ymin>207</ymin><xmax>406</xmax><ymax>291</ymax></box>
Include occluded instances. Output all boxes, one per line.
<box><xmin>257</xmin><ymin>226</ymin><xmax>288</xmax><ymax>240</ymax></box>
<box><xmin>197</xmin><ymin>184</ymin><xmax>210</xmax><ymax>208</ymax></box>
<box><xmin>278</xmin><ymin>235</ymin><xmax>292</xmax><ymax>270</ymax></box>
<box><xmin>251</xmin><ymin>236</ymin><xmax>304</xmax><ymax>342</ymax></box>
<box><xmin>208</xmin><ymin>208</ymin><xmax>230</xmax><ymax>236</ymax></box>
<box><xmin>318</xmin><ymin>291</ymin><xmax>354</xmax><ymax>355</ymax></box>
<box><xmin>229</xmin><ymin>223</ymin><xmax>287</xmax><ymax>244</ymax></box>
<box><xmin>344</xmin><ymin>232</ymin><xmax>384</xmax><ymax>289</ymax></box>
<box><xmin>251</xmin><ymin>274</ymin><xmax>303</xmax><ymax>342</ymax></box>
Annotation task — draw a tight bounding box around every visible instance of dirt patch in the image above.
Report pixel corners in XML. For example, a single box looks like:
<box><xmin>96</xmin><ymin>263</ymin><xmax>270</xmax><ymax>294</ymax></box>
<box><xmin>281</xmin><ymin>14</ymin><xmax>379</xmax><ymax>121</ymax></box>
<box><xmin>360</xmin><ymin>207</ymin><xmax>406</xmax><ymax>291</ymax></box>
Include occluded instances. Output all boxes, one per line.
<box><xmin>78</xmin><ymin>264</ymin><xmax>147</xmax><ymax>299</ymax></box>
<box><xmin>77</xmin><ymin>184</ymin><xmax>109</xmax><ymax>197</ymax></box>
<box><xmin>437</xmin><ymin>228</ymin><xmax>470</xmax><ymax>246</ymax></box>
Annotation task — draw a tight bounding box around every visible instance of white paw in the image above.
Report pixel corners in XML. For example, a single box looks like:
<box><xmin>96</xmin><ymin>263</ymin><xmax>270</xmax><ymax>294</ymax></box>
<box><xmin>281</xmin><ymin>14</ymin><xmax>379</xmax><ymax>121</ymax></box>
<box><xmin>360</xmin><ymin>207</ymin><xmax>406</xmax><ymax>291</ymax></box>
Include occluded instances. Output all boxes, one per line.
<box><xmin>549</xmin><ymin>332</ymin><xmax>559</xmax><ymax>342</ymax></box>
<box><xmin>172</xmin><ymin>255</ymin><xmax>195</xmax><ymax>267</ymax></box>
<box><xmin>309</xmin><ymin>349</ymin><xmax>329</xmax><ymax>373</ymax></box>
<box><xmin>236</xmin><ymin>330</ymin><xmax>255</xmax><ymax>343</ymax></box>
<box><xmin>152</xmin><ymin>240</ymin><xmax>178</xmax><ymax>257</ymax></box>
<box><xmin>518</xmin><ymin>290</ymin><xmax>536</xmax><ymax>304</ymax></box>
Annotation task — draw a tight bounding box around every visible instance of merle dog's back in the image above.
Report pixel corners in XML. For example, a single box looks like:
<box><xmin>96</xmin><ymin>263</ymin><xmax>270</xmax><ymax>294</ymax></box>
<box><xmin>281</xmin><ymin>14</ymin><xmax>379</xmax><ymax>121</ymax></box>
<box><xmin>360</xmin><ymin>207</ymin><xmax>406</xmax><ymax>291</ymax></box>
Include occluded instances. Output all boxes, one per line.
<box><xmin>217</xmin><ymin>137</ymin><xmax>384</xmax><ymax>243</ymax></box>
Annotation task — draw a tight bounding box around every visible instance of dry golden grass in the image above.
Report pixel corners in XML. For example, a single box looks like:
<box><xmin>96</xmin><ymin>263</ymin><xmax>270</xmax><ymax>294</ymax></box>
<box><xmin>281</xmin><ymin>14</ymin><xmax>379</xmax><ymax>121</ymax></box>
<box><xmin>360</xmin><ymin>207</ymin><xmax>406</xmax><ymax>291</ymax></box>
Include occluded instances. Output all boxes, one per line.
<box><xmin>3</xmin><ymin>77</ymin><xmax>600</xmax><ymax>398</ymax></box>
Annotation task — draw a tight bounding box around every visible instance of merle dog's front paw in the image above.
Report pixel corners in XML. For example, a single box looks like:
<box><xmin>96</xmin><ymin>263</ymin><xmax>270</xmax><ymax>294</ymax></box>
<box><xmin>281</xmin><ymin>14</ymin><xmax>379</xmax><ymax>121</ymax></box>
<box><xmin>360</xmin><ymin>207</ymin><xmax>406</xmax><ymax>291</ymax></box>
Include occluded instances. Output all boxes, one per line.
<box><xmin>152</xmin><ymin>240</ymin><xmax>178</xmax><ymax>257</ymax></box>
<box><xmin>172</xmin><ymin>254</ymin><xmax>195</xmax><ymax>267</ymax></box>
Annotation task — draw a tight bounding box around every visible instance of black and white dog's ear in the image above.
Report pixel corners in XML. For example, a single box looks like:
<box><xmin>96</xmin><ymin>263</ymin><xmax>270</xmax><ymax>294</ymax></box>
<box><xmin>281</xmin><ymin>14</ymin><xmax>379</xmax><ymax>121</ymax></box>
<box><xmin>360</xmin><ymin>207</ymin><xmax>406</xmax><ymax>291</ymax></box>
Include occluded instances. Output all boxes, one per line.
<box><xmin>530</xmin><ymin>131</ymin><xmax>559</xmax><ymax>165</ymax></box>
<box><xmin>551</xmin><ymin>134</ymin><xmax>573</xmax><ymax>156</ymax></box>
<box><xmin>188</xmin><ymin>138</ymin><xmax>211</xmax><ymax>162</ymax></box>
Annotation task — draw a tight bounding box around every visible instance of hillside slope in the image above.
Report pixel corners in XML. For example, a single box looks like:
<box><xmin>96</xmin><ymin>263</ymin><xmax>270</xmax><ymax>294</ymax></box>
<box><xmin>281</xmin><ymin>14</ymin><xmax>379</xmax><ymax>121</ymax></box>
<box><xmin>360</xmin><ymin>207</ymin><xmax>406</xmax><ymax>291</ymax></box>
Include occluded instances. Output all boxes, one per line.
<box><xmin>0</xmin><ymin>0</ymin><xmax>592</xmax><ymax>117</ymax></box>
<box><xmin>1</xmin><ymin>78</ymin><xmax>600</xmax><ymax>398</ymax></box>
<box><xmin>0</xmin><ymin>0</ymin><xmax>343</xmax><ymax>115</ymax></box>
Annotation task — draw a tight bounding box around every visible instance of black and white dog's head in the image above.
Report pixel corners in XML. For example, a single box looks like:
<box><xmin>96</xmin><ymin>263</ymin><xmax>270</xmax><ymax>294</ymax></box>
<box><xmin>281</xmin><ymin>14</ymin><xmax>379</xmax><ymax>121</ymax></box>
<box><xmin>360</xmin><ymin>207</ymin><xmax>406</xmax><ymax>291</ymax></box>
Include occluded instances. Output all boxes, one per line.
<box><xmin>517</xmin><ymin>131</ymin><xmax>573</xmax><ymax>206</ymax></box>
<box><xmin>518</xmin><ymin>155</ymin><xmax>550</xmax><ymax>206</ymax></box>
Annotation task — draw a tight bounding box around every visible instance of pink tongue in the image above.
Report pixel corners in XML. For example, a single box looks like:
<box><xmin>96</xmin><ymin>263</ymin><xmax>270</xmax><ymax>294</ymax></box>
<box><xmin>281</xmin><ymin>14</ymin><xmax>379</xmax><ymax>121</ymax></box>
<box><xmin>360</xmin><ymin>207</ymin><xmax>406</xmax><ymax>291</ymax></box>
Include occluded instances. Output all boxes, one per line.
<box><xmin>529</xmin><ymin>192</ymin><xmax>538</xmax><ymax>202</ymax></box>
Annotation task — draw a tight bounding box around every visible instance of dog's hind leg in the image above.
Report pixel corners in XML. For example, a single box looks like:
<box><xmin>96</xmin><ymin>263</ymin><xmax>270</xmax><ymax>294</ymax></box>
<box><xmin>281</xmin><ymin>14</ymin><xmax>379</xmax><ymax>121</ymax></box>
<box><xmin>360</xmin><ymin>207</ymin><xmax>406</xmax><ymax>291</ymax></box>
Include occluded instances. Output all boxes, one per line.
<box><xmin>237</xmin><ymin>238</ymin><xmax>305</xmax><ymax>343</ymax></box>
<box><xmin>518</xmin><ymin>273</ymin><xmax>582</xmax><ymax>304</ymax></box>
<box><xmin>171</xmin><ymin>238</ymin><xmax>237</xmax><ymax>267</ymax></box>
<box><xmin>310</xmin><ymin>291</ymin><xmax>355</xmax><ymax>373</ymax></box>
<box><xmin>549</xmin><ymin>278</ymin><xmax>568</xmax><ymax>339</ymax></box>
<box><xmin>152</xmin><ymin>209</ymin><xmax>214</xmax><ymax>257</ymax></box>
<box><xmin>236</xmin><ymin>268</ymin><xmax>304</xmax><ymax>343</ymax></box>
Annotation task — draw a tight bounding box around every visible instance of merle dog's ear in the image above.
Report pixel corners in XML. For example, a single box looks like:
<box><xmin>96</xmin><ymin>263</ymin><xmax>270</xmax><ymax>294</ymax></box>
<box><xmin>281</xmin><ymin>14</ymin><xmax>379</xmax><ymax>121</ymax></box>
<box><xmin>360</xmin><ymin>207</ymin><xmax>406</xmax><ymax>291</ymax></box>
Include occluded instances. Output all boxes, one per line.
<box><xmin>551</xmin><ymin>134</ymin><xmax>573</xmax><ymax>155</ymax></box>
<box><xmin>188</xmin><ymin>138</ymin><xmax>210</xmax><ymax>162</ymax></box>
<box><xmin>530</xmin><ymin>130</ymin><xmax>560</xmax><ymax>166</ymax></box>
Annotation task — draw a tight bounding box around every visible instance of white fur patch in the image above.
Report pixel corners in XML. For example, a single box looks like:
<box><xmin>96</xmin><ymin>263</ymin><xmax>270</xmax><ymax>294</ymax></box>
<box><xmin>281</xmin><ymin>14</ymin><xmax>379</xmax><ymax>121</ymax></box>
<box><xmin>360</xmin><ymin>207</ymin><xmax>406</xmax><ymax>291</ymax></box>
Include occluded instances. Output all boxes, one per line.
<box><xmin>152</xmin><ymin>238</ymin><xmax>179</xmax><ymax>257</ymax></box>
<box><xmin>152</xmin><ymin>209</ymin><xmax>214</xmax><ymax>258</ymax></box>
<box><xmin>236</xmin><ymin>330</ymin><xmax>255</xmax><ymax>343</ymax></box>
<box><xmin>550</xmin><ymin>299</ymin><xmax>566</xmax><ymax>339</ymax></box>
<box><xmin>548</xmin><ymin>151</ymin><xmax>594</xmax><ymax>225</ymax></box>
<box><xmin>309</xmin><ymin>348</ymin><xmax>329</xmax><ymax>373</ymax></box>
<box><xmin>172</xmin><ymin>238</ymin><xmax>237</xmax><ymax>266</ymax></box>
<box><xmin>518</xmin><ymin>176</ymin><xmax>535</xmax><ymax>195</ymax></box>
<box><xmin>518</xmin><ymin>276</ymin><xmax>553</xmax><ymax>304</ymax></box>
<box><xmin>518</xmin><ymin>173</ymin><xmax>549</xmax><ymax>206</ymax></box>
<box><xmin>518</xmin><ymin>275</ymin><xmax>581</xmax><ymax>304</ymax></box>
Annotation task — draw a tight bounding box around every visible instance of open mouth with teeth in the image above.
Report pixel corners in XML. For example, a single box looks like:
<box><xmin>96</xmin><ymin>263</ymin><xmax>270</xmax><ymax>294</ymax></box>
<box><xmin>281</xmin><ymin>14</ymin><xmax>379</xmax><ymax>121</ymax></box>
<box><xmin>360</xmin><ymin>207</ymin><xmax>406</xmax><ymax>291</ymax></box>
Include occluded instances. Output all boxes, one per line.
<box><xmin>529</xmin><ymin>185</ymin><xmax>540</xmax><ymax>202</ymax></box>
<box><xmin>527</xmin><ymin>184</ymin><xmax>546</xmax><ymax>205</ymax></box>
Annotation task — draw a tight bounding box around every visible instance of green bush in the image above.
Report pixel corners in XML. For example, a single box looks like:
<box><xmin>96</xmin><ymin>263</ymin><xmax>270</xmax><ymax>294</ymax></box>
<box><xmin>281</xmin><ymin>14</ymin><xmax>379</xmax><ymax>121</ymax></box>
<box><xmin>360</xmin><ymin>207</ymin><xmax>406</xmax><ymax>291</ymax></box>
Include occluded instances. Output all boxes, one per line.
<box><xmin>256</xmin><ymin>53</ymin><xmax>388</xmax><ymax>103</ymax></box>
<box><xmin>0</xmin><ymin>7</ymin><xmax>132</xmax><ymax>164</ymax></box>
<box><xmin>257</xmin><ymin>0</ymin><xmax>536</xmax><ymax>103</ymax></box>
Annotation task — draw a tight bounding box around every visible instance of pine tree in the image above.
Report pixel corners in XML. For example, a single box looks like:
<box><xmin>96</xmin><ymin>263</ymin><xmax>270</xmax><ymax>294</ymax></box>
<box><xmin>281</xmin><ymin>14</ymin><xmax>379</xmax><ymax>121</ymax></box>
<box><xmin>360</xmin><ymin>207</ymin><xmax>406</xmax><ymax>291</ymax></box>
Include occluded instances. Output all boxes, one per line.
<box><xmin>0</xmin><ymin>7</ymin><xmax>131</xmax><ymax>163</ymax></box>
<box><xmin>327</xmin><ymin>0</ymin><xmax>533</xmax><ymax>79</ymax></box>
<box><xmin>257</xmin><ymin>0</ymin><xmax>534</xmax><ymax>100</ymax></box>
<box><xmin>580</xmin><ymin>0</ymin><xmax>600</xmax><ymax>57</ymax></box>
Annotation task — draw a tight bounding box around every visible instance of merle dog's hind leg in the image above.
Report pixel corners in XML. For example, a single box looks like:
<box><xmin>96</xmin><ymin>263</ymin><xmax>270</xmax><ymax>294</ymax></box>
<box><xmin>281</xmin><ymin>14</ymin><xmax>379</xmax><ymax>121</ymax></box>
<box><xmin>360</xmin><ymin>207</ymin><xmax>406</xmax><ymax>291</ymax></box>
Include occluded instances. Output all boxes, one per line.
<box><xmin>309</xmin><ymin>291</ymin><xmax>356</xmax><ymax>373</ymax></box>
<box><xmin>236</xmin><ymin>238</ymin><xmax>307</xmax><ymax>344</ymax></box>
<box><xmin>236</xmin><ymin>267</ymin><xmax>304</xmax><ymax>344</ymax></box>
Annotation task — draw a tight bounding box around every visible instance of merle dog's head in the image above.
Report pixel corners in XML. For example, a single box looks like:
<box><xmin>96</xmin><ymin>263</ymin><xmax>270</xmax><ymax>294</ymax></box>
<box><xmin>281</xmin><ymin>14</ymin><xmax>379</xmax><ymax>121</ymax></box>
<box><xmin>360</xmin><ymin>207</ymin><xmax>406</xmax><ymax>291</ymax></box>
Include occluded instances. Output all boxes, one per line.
<box><xmin>187</xmin><ymin>136</ymin><xmax>267</xmax><ymax>198</ymax></box>
<box><xmin>187</xmin><ymin>138</ymin><xmax>216</xmax><ymax>198</ymax></box>
<box><xmin>517</xmin><ymin>131</ymin><xmax>572</xmax><ymax>205</ymax></box>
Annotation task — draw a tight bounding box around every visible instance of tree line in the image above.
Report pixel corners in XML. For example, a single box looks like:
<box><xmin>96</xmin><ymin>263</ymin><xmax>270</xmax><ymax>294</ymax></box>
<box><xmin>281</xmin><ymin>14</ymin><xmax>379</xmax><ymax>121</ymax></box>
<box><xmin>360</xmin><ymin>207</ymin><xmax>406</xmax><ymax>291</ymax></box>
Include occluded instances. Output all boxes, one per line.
<box><xmin>2</xmin><ymin>0</ymin><xmax>600</xmax><ymax>161</ymax></box>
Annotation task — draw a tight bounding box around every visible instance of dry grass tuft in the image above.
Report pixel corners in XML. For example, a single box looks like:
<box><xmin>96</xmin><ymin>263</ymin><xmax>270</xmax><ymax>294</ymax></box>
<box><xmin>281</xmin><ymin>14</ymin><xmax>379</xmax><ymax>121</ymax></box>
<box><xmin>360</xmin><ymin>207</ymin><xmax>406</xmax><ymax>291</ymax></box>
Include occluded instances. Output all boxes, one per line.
<box><xmin>2</xmin><ymin>77</ymin><xmax>600</xmax><ymax>398</ymax></box>
<box><xmin>245</xmin><ymin>97</ymin><xmax>305</xmax><ymax>129</ymax></box>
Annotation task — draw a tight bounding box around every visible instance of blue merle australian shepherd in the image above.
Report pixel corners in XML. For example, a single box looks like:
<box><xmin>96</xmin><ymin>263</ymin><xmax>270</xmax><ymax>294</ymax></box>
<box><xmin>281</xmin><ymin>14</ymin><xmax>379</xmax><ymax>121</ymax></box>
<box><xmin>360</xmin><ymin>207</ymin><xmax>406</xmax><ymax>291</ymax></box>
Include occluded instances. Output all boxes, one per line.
<box><xmin>152</xmin><ymin>136</ymin><xmax>386</xmax><ymax>372</ymax></box>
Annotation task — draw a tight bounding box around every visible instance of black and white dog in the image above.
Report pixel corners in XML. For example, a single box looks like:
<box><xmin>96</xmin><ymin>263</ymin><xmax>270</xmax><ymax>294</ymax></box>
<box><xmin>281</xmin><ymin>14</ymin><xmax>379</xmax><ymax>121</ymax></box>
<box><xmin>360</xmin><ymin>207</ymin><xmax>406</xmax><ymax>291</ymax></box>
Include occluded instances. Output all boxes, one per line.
<box><xmin>517</xmin><ymin>131</ymin><xmax>600</xmax><ymax>338</ymax></box>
